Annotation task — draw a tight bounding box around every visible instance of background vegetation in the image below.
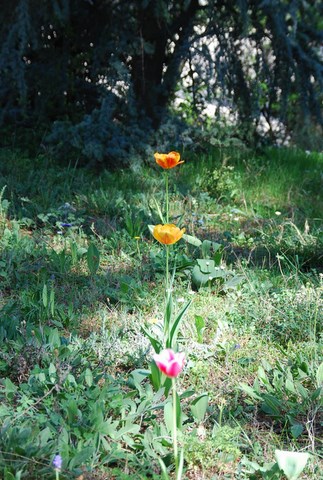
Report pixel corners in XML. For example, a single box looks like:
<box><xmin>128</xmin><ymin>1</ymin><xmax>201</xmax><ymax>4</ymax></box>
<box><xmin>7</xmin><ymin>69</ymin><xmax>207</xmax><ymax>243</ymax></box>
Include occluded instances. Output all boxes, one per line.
<box><xmin>1</xmin><ymin>0</ymin><xmax>322</xmax><ymax>166</ymax></box>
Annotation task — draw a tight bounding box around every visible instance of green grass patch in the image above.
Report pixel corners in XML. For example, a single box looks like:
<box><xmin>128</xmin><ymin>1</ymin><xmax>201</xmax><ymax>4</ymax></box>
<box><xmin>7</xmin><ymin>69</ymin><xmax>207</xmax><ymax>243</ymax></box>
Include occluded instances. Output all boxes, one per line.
<box><xmin>0</xmin><ymin>146</ymin><xmax>322</xmax><ymax>479</ymax></box>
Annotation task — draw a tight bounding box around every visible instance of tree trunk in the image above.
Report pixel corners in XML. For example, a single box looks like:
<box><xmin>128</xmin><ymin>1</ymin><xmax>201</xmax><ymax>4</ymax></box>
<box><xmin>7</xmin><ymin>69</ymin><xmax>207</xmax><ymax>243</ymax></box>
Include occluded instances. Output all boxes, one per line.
<box><xmin>130</xmin><ymin>0</ymin><xmax>200</xmax><ymax>129</ymax></box>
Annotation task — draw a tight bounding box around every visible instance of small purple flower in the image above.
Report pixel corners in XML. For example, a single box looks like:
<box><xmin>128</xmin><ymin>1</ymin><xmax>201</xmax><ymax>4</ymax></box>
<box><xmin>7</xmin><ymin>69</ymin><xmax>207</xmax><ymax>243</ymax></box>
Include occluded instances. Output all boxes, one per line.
<box><xmin>53</xmin><ymin>454</ymin><xmax>62</xmax><ymax>470</ymax></box>
<box><xmin>61</xmin><ymin>223</ymin><xmax>72</xmax><ymax>228</ymax></box>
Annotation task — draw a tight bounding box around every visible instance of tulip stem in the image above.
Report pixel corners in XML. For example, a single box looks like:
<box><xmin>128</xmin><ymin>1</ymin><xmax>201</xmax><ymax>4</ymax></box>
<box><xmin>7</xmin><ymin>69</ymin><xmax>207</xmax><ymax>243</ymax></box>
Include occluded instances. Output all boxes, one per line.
<box><xmin>166</xmin><ymin>245</ymin><xmax>169</xmax><ymax>297</ymax></box>
<box><xmin>172</xmin><ymin>378</ymin><xmax>179</xmax><ymax>478</ymax></box>
<box><xmin>165</xmin><ymin>172</ymin><xmax>169</xmax><ymax>223</ymax></box>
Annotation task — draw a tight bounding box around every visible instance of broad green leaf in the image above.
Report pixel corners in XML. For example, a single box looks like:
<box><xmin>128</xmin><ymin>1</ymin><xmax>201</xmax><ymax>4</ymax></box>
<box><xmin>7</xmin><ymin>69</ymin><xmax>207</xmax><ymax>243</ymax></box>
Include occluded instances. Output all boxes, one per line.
<box><xmin>182</xmin><ymin>233</ymin><xmax>202</xmax><ymax>247</ymax></box>
<box><xmin>201</xmin><ymin>240</ymin><xmax>222</xmax><ymax>259</ymax></box>
<box><xmin>87</xmin><ymin>243</ymin><xmax>100</xmax><ymax>275</ymax></box>
<box><xmin>48</xmin><ymin>328</ymin><xmax>60</xmax><ymax>348</ymax></box>
<box><xmin>39</xmin><ymin>427</ymin><xmax>52</xmax><ymax>447</ymax></box>
<box><xmin>261</xmin><ymin>394</ymin><xmax>282</xmax><ymax>416</ymax></box>
<box><xmin>128</xmin><ymin>369</ymin><xmax>150</xmax><ymax>389</ymax></box>
<box><xmin>275</xmin><ymin>450</ymin><xmax>310</xmax><ymax>480</ymax></box>
<box><xmin>295</xmin><ymin>382</ymin><xmax>309</xmax><ymax>400</ymax></box>
<box><xmin>164</xmin><ymin>401</ymin><xmax>173</xmax><ymax>433</ymax></box>
<box><xmin>316</xmin><ymin>362</ymin><xmax>323</xmax><ymax>387</ymax></box>
<box><xmin>195</xmin><ymin>315</ymin><xmax>205</xmax><ymax>343</ymax></box>
<box><xmin>48</xmin><ymin>363</ymin><xmax>56</xmax><ymax>375</ymax></box>
<box><xmin>84</xmin><ymin>368</ymin><xmax>93</xmax><ymax>387</ymax></box>
<box><xmin>310</xmin><ymin>387</ymin><xmax>322</xmax><ymax>402</ymax></box>
<box><xmin>191</xmin><ymin>393</ymin><xmax>208</xmax><ymax>421</ymax></box>
<box><xmin>4</xmin><ymin>378</ymin><xmax>17</xmax><ymax>399</ymax></box>
<box><xmin>240</xmin><ymin>383</ymin><xmax>262</xmax><ymax>401</ymax></box>
<box><xmin>116</xmin><ymin>422</ymin><xmax>140</xmax><ymax>437</ymax></box>
<box><xmin>180</xmin><ymin>389</ymin><xmax>195</xmax><ymax>399</ymax></box>
<box><xmin>69</xmin><ymin>446</ymin><xmax>95</xmax><ymax>469</ymax></box>
<box><xmin>149</xmin><ymin>360</ymin><xmax>162</xmax><ymax>391</ymax></box>
<box><xmin>223</xmin><ymin>275</ymin><xmax>244</xmax><ymax>290</ymax></box>
<box><xmin>290</xmin><ymin>424</ymin><xmax>303</xmax><ymax>438</ymax></box>
<box><xmin>285</xmin><ymin>377</ymin><xmax>296</xmax><ymax>394</ymax></box>
<box><xmin>164</xmin><ymin>394</ymin><xmax>182</xmax><ymax>433</ymax></box>
<box><xmin>257</xmin><ymin>366</ymin><xmax>270</xmax><ymax>387</ymax></box>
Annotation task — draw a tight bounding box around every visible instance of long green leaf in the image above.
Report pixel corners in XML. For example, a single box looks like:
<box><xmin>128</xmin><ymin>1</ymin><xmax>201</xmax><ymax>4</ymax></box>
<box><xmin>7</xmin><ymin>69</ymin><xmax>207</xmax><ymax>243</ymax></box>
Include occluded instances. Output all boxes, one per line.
<box><xmin>167</xmin><ymin>300</ymin><xmax>191</xmax><ymax>349</ymax></box>
<box><xmin>141</xmin><ymin>326</ymin><xmax>162</xmax><ymax>353</ymax></box>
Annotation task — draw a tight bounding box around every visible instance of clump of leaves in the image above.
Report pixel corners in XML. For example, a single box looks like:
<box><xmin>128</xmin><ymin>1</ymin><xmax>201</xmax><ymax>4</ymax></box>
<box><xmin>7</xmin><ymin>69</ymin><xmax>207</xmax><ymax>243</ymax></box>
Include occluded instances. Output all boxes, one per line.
<box><xmin>184</xmin><ymin>425</ymin><xmax>241</xmax><ymax>472</ymax></box>
<box><xmin>241</xmin><ymin>356</ymin><xmax>323</xmax><ymax>440</ymax></box>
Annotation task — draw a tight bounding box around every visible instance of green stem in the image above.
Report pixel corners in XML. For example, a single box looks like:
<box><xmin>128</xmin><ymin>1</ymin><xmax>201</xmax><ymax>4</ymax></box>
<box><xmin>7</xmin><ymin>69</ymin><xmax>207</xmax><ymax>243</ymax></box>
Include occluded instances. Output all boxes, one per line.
<box><xmin>166</xmin><ymin>245</ymin><xmax>170</xmax><ymax>296</ymax></box>
<box><xmin>56</xmin><ymin>470</ymin><xmax>60</xmax><ymax>480</ymax></box>
<box><xmin>172</xmin><ymin>378</ymin><xmax>179</xmax><ymax>477</ymax></box>
<box><xmin>165</xmin><ymin>172</ymin><xmax>169</xmax><ymax>224</ymax></box>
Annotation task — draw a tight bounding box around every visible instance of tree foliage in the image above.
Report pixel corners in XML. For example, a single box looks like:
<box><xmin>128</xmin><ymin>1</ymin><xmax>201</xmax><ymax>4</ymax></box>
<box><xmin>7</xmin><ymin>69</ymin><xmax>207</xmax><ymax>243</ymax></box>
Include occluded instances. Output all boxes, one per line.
<box><xmin>0</xmin><ymin>0</ymin><xmax>322</xmax><ymax>164</ymax></box>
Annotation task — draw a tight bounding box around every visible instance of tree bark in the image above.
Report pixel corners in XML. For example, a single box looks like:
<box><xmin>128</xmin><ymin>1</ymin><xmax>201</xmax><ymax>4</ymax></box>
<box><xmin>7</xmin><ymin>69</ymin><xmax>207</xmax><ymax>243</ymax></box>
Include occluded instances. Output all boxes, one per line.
<box><xmin>130</xmin><ymin>0</ymin><xmax>201</xmax><ymax>128</ymax></box>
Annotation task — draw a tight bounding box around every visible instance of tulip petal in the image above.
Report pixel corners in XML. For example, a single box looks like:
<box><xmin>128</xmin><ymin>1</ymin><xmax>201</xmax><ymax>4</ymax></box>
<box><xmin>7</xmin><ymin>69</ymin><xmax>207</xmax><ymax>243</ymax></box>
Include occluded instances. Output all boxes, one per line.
<box><xmin>153</xmin><ymin>349</ymin><xmax>185</xmax><ymax>378</ymax></box>
<box><xmin>152</xmin><ymin>224</ymin><xmax>185</xmax><ymax>245</ymax></box>
<box><xmin>154</xmin><ymin>151</ymin><xmax>184</xmax><ymax>169</ymax></box>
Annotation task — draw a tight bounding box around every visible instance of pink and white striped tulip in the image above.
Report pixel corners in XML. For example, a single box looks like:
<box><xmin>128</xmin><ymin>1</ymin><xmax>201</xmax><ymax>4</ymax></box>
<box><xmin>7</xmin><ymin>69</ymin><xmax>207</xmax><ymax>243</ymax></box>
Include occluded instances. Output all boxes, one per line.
<box><xmin>153</xmin><ymin>349</ymin><xmax>185</xmax><ymax>378</ymax></box>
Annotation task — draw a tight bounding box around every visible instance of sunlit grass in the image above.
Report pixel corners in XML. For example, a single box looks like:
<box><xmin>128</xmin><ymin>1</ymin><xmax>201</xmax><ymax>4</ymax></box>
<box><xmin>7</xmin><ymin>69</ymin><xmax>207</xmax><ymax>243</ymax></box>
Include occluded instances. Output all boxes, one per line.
<box><xmin>0</xmin><ymin>146</ymin><xmax>322</xmax><ymax>478</ymax></box>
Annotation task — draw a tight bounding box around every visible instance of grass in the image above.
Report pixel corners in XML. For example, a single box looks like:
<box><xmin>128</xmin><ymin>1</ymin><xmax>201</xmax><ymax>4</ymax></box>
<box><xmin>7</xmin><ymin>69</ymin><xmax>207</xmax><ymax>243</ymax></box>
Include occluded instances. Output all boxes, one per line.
<box><xmin>0</xmin><ymin>145</ymin><xmax>322</xmax><ymax>479</ymax></box>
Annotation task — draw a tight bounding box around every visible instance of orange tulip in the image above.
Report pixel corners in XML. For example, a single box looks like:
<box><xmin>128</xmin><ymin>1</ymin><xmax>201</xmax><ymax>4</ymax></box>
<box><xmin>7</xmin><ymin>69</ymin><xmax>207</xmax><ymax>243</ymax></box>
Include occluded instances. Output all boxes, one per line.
<box><xmin>153</xmin><ymin>224</ymin><xmax>185</xmax><ymax>245</ymax></box>
<box><xmin>154</xmin><ymin>151</ymin><xmax>184</xmax><ymax>169</ymax></box>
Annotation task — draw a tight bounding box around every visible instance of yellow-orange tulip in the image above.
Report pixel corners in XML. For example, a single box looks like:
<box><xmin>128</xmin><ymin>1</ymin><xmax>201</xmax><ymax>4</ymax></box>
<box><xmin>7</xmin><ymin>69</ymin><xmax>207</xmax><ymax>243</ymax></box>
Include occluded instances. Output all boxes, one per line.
<box><xmin>154</xmin><ymin>151</ymin><xmax>184</xmax><ymax>169</ymax></box>
<box><xmin>153</xmin><ymin>224</ymin><xmax>185</xmax><ymax>245</ymax></box>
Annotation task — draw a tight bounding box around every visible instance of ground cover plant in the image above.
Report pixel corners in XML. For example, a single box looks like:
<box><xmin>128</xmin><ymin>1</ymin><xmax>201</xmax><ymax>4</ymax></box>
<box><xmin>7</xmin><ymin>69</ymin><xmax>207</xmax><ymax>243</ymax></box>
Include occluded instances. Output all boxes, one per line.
<box><xmin>0</xmin><ymin>146</ymin><xmax>322</xmax><ymax>479</ymax></box>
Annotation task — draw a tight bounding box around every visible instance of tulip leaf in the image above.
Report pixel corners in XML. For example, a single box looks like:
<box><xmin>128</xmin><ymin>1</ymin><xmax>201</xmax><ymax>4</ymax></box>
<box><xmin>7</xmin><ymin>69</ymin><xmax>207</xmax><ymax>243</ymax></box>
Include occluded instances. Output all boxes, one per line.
<box><xmin>141</xmin><ymin>326</ymin><xmax>162</xmax><ymax>353</ymax></box>
<box><xmin>175</xmin><ymin>391</ymin><xmax>182</xmax><ymax>428</ymax></box>
<box><xmin>164</xmin><ymin>292</ymin><xmax>173</xmax><ymax>335</ymax></box>
<box><xmin>158</xmin><ymin>458</ymin><xmax>171</xmax><ymax>480</ymax></box>
<box><xmin>151</xmin><ymin>197</ymin><xmax>166</xmax><ymax>223</ymax></box>
<box><xmin>178</xmin><ymin>448</ymin><xmax>185</xmax><ymax>480</ymax></box>
<box><xmin>164</xmin><ymin>401</ymin><xmax>173</xmax><ymax>433</ymax></box>
<box><xmin>149</xmin><ymin>360</ymin><xmax>162</xmax><ymax>391</ymax></box>
<box><xmin>275</xmin><ymin>450</ymin><xmax>310</xmax><ymax>479</ymax></box>
<box><xmin>166</xmin><ymin>300</ymin><xmax>191</xmax><ymax>349</ymax></box>
<box><xmin>164</xmin><ymin>394</ymin><xmax>182</xmax><ymax>433</ymax></box>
